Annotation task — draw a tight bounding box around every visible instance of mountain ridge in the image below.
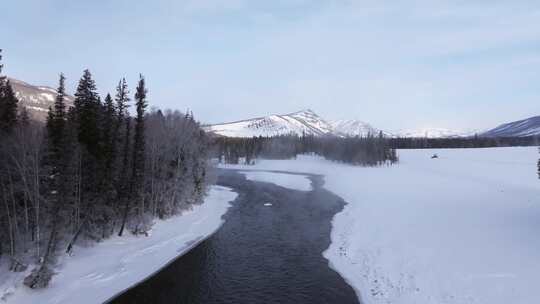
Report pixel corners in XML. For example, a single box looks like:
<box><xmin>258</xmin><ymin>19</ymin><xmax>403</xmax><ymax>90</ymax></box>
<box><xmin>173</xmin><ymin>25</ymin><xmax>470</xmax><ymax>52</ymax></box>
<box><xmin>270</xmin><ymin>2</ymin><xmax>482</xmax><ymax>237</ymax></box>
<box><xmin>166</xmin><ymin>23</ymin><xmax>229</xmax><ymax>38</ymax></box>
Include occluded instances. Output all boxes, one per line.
<box><xmin>7</xmin><ymin>77</ymin><xmax>540</xmax><ymax>138</ymax></box>
<box><xmin>481</xmin><ymin>115</ymin><xmax>540</xmax><ymax>137</ymax></box>
<box><xmin>205</xmin><ymin>109</ymin><xmax>385</xmax><ymax>138</ymax></box>
<box><xmin>8</xmin><ymin>77</ymin><xmax>74</xmax><ymax>121</ymax></box>
<box><xmin>206</xmin><ymin>109</ymin><xmax>335</xmax><ymax>138</ymax></box>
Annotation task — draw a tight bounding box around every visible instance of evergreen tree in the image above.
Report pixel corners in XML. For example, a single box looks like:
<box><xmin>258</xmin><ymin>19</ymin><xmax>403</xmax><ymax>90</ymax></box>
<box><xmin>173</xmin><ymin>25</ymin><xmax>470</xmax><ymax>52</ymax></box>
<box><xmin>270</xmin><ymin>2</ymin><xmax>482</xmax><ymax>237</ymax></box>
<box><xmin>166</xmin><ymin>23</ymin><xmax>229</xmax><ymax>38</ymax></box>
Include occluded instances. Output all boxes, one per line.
<box><xmin>132</xmin><ymin>75</ymin><xmax>148</xmax><ymax>178</ymax></box>
<box><xmin>0</xmin><ymin>81</ymin><xmax>19</xmax><ymax>133</ymax></box>
<box><xmin>74</xmin><ymin>69</ymin><xmax>100</xmax><ymax>155</ymax></box>
<box><xmin>114</xmin><ymin>78</ymin><xmax>131</xmax><ymax>204</ymax></box>
<box><xmin>0</xmin><ymin>49</ymin><xmax>4</xmax><ymax>82</ymax></box>
<box><xmin>0</xmin><ymin>49</ymin><xmax>5</xmax><ymax>97</ymax></box>
<box><xmin>25</xmin><ymin>73</ymin><xmax>69</xmax><ymax>289</ymax></box>
<box><xmin>72</xmin><ymin>70</ymin><xmax>109</xmax><ymax>242</ymax></box>
<box><xmin>47</xmin><ymin>74</ymin><xmax>67</xmax><ymax>153</ymax></box>
<box><xmin>102</xmin><ymin>93</ymin><xmax>116</xmax><ymax>173</ymax></box>
<box><xmin>115</xmin><ymin>78</ymin><xmax>130</xmax><ymax>122</ymax></box>
<box><xmin>119</xmin><ymin>75</ymin><xmax>147</xmax><ymax>236</ymax></box>
<box><xmin>19</xmin><ymin>106</ymin><xmax>30</xmax><ymax>127</ymax></box>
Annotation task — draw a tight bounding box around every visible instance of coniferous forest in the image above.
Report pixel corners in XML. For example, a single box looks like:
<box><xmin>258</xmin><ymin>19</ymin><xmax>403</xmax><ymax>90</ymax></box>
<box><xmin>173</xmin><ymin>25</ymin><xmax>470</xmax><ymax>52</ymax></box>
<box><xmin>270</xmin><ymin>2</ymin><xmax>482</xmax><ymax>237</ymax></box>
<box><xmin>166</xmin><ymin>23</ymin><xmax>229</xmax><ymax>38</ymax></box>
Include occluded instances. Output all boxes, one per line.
<box><xmin>212</xmin><ymin>131</ymin><xmax>540</xmax><ymax>166</ymax></box>
<box><xmin>213</xmin><ymin>132</ymin><xmax>399</xmax><ymax>166</ymax></box>
<box><xmin>0</xmin><ymin>51</ymin><xmax>210</xmax><ymax>288</ymax></box>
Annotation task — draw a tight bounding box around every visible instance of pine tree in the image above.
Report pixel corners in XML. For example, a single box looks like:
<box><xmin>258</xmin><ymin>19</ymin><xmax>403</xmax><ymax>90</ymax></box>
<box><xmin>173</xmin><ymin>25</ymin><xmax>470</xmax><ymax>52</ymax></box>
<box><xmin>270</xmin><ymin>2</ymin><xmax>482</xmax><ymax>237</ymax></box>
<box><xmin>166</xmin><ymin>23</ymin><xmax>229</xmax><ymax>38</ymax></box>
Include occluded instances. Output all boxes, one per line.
<box><xmin>132</xmin><ymin>75</ymin><xmax>148</xmax><ymax>178</ymax></box>
<box><xmin>74</xmin><ymin>70</ymin><xmax>100</xmax><ymax>155</ymax></box>
<box><xmin>115</xmin><ymin>78</ymin><xmax>130</xmax><ymax>123</ymax></box>
<box><xmin>102</xmin><ymin>93</ymin><xmax>116</xmax><ymax>173</ymax></box>
<box><xmin>0</xmin><ymin>49</ymin><xmax>5</xmax><ymax>94</ymax></box>
<box><xmin>117</xmin><ymin>118</ymin><xmax>132</xmax><ymax>236</ymax></box>
<box><xmin>0</xmin><ymin>50</ymin><xmax>19</xmax><ymax>133</ymax></box>
<box><xmin>0</xmin><ymin>81</ymin><xmax>19</xmax><ymax>133</ymax></box>
<box><xmin>25</xmin><ymin>74</ymin><xmax>69</xmax><ymax>289</ymax></box>
<box><xmin>114</xmin><ymin>78</ymin><xmax>131</xmax><ymax>204</ymax></box>
<box><xmin>18</xmin><ymin>106</ymin><xmax>30</xmax><ymax>127</ymax></box>
<box><xmin>72</xmin><ymin>69</ymin><xmax>110</xmax><ymax>242</ymax></box>
<box><xmin>118</xmin><ymin>75</ymin><xmax>147</xmax><ymax>236</ymax></box>
<box><xmin>47</xmin><ymin>74</ymin><xmax>67</xmax><ymax>154</ymax></box>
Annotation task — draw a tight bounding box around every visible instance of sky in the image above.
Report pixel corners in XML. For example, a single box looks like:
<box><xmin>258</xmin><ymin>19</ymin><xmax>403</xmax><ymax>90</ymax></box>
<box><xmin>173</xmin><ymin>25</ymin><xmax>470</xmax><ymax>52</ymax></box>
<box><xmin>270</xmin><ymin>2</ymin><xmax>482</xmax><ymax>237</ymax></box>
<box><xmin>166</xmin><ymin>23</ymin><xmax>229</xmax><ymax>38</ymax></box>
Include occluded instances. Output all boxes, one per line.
<box><xmin>2</xmin><ymin>0</ymin><xmax>540</xmax><ymax>132</ymax></box>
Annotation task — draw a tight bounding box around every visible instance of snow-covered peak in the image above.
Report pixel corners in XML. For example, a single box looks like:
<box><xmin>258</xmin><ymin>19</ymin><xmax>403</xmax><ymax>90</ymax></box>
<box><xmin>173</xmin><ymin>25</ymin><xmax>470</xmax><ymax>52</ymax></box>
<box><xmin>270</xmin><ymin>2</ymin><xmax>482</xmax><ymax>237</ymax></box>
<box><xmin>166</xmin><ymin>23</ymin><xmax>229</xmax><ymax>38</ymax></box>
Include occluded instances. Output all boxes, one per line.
<box><xmin>330</xmin><ymin>119</ymin><xmax>384</xmax><ymax>137</ymax></box>
<box><xmin>205</xmin><ymin>109</ymin><xmax>334</xmax><ymax>138</ymax></box>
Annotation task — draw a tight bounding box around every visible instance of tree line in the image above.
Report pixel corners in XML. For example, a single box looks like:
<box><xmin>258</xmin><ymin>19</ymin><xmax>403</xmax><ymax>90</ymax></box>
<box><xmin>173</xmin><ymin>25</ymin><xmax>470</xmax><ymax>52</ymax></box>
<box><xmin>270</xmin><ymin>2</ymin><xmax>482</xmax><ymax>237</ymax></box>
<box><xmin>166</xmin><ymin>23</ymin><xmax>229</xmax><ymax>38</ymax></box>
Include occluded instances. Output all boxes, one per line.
<box><xmin>213</xmin><ymin>132</ymin><xmax>398</xmax><ymax>166</ymax></box>
<box><xmin>212</xmin><ymin>131</ymin><xmax>540</xmax><ymax>166</ymax></box>
<box><xmin>0</xmin><ymin>50</ymin><xmax>210</xmax><ymax>288</ymax></box>
<box><xmin>389</xmin><ymin>135</ymin><xmax>540</xmax><ymax>149</ymax></box>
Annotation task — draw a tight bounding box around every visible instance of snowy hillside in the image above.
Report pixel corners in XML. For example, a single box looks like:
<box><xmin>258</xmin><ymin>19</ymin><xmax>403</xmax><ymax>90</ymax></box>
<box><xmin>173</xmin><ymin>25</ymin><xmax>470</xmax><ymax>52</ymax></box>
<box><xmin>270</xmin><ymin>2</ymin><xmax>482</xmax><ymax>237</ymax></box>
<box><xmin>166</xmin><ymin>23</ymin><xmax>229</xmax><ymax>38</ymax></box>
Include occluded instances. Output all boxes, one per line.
<box><xmin>482</xmin><ymin>115</ymin><xmax>540</xmax><ymax>137</ymax></box>
<box><xmin>205</xmin><ymin>109</ymin><xmax>334</xmax><ymax>138</ymax></box>
<box><xmin>8</xmin><ymin>78</ymin><xmax>74</xmax><ymax>121</ymax></box>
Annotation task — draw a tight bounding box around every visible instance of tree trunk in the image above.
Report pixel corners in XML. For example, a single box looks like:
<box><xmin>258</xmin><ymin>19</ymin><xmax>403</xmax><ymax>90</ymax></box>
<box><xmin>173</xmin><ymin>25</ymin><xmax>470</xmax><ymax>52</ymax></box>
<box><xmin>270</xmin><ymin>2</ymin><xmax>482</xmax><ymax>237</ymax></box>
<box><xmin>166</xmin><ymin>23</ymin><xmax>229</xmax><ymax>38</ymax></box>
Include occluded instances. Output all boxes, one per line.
<box><xmin>2</xmin><ymin>183</ymin><xmax>15</xmax><ymax>258</ymax></box>
<box><xmin>118</xmin><ymin>197</ymin><xmax>130</xmax><ymax>237</ymax></box>
<box><xmin>66</xmin><ymin>218</ymin><xmax>87</xmax><ymax>255</ymax></box>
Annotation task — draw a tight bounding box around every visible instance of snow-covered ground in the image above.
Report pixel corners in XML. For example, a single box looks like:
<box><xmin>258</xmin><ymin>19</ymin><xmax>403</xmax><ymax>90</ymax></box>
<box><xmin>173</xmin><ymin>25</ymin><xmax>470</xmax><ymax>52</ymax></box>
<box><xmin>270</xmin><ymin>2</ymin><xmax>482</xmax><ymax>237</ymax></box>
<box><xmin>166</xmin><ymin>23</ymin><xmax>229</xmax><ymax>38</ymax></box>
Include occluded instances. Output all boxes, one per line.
<box><xmin>241</xmin><ymin>171</ymin><xmax>312</xmax><ymax>191</ymax></box>
<box><xmin>0</xmin><ymin>186</ymin><xmax>237</xmax><ymax>304</ymax></box>
<box><xmin>223</xmin><ymin>147</ymin><xmax>540</xmax><ymax>304</ymax></box>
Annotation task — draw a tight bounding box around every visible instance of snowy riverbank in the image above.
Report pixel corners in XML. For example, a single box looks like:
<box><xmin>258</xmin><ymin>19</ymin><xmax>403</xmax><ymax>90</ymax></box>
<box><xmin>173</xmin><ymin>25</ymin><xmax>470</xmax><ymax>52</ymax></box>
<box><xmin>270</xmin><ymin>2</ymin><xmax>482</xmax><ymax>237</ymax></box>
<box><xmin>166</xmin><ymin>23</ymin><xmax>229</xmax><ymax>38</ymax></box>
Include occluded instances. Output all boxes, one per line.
<box><xmin>0</xmin><ymin>185</ymin><xmax>237</xmax><ymax>304</ymax></box>
<box><xmin>224</xmin><ymin>147</ymin><xmax>540</xmax><ymax>304</ymax></box>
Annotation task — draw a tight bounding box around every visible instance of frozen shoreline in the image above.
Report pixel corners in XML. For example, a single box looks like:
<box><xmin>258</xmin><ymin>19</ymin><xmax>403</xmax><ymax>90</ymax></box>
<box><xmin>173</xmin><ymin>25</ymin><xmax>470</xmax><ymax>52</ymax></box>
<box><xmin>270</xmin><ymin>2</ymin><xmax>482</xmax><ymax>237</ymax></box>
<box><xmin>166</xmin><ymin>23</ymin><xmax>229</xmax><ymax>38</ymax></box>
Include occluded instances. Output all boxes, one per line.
<box><xmin>223</xmin><ymin>147</ymin><xmax>540</xmax><ymax>304</ymax></box>
<box><xmin>0</xmin><ymin>185</ymin><xmax>237</xmax><ymax>304</ymax></box>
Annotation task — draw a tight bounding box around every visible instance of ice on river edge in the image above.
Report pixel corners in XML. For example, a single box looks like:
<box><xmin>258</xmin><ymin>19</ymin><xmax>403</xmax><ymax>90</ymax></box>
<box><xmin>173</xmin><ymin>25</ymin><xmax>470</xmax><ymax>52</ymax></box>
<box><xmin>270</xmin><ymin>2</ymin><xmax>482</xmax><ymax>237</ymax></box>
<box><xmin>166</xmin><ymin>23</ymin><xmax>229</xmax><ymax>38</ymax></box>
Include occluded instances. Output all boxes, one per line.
<box><xmin>0</xmin><ymin>186</ymin><xmax>237</xmax><ymax>304</ymax></box>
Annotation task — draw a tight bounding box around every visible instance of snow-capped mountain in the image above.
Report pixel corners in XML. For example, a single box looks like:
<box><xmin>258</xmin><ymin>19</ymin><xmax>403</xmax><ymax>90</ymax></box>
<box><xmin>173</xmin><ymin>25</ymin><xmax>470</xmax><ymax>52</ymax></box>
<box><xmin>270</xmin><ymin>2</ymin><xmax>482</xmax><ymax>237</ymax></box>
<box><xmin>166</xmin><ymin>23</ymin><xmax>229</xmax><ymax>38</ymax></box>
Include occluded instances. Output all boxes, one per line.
<box><xmin>481</xmin><ymin>115</ymin><xmax>540</xmax><ymax>137</ymax></box>
<box><xmin>206</xmin><ymin>110</ymin><xmax>473</xmax><ymax>138</ymax></box>
<box><xmin>329</xmin><ymin>119</ymin><xmax>385</xmax><ymax>137</ymax></box>
<box><xmin>206</xmin><ymin>109</ymin><xmax>335</xmax><ymax>138</ymax></box>
<box><xmin>8</xmin><ymin>78</ymin><xmax>74</xmax><ymax>121</ymax></box>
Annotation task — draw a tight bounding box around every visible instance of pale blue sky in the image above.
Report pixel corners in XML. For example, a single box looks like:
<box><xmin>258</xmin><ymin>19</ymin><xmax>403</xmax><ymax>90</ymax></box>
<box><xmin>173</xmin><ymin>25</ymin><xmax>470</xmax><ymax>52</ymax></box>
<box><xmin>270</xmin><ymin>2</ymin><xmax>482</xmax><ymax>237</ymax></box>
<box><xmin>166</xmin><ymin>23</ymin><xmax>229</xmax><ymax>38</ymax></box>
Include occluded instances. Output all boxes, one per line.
<box><xmin>2</xmin><ymin>0</ymin><xmax>540</xmax><ymax>131</ymax></box>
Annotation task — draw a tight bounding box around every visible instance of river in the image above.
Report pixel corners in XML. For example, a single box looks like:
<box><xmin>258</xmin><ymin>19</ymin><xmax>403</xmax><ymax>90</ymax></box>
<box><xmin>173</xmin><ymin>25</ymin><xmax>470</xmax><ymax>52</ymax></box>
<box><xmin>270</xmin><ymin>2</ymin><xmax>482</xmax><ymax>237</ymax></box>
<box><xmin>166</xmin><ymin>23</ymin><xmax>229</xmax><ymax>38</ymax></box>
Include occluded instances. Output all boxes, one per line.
<box><xmin>108</xmin><ymin>169</ymin><xmax>360</xmax><ymax>304</ymax></box>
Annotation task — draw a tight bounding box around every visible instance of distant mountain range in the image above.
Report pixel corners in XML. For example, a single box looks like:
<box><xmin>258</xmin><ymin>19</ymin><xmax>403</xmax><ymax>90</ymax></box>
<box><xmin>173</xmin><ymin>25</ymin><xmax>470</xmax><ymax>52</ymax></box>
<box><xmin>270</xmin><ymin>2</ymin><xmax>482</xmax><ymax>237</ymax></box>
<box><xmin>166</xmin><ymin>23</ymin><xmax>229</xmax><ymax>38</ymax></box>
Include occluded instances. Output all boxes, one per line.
<box><xmin>207</xmin><ymin>109</ymin><xmax>540</xmax><ymax>139</ymax></box>
<box><xmin>205</xmin><ymin>110</ymin><xmax>475</xmax><ymax>138</ymax></box>
<box><xmin>6</xmin><ymin>77</ymin><xmax>540</xmax><ymax>138</ymax></box>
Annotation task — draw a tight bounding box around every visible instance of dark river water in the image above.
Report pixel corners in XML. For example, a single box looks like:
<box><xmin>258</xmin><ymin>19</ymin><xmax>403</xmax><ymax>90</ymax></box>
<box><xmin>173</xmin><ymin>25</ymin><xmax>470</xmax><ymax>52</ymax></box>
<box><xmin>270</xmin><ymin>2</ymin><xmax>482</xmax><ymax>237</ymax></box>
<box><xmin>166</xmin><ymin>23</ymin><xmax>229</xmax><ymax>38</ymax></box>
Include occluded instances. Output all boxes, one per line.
<box><xmin>108</xmin><ymin>169</ymin><xmax>360</xmax><ymax>304</ymax></box>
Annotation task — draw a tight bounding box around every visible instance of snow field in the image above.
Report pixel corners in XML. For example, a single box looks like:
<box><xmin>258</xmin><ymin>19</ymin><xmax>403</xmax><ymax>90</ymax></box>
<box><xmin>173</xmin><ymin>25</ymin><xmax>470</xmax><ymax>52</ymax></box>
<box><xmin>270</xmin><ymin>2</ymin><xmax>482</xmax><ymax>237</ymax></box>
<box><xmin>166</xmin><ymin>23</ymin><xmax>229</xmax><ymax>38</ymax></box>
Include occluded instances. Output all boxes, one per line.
<box><xmin>223</xmin><ymin>147</ymin><xmax>540</xmax><ymax>304</ymax></box>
